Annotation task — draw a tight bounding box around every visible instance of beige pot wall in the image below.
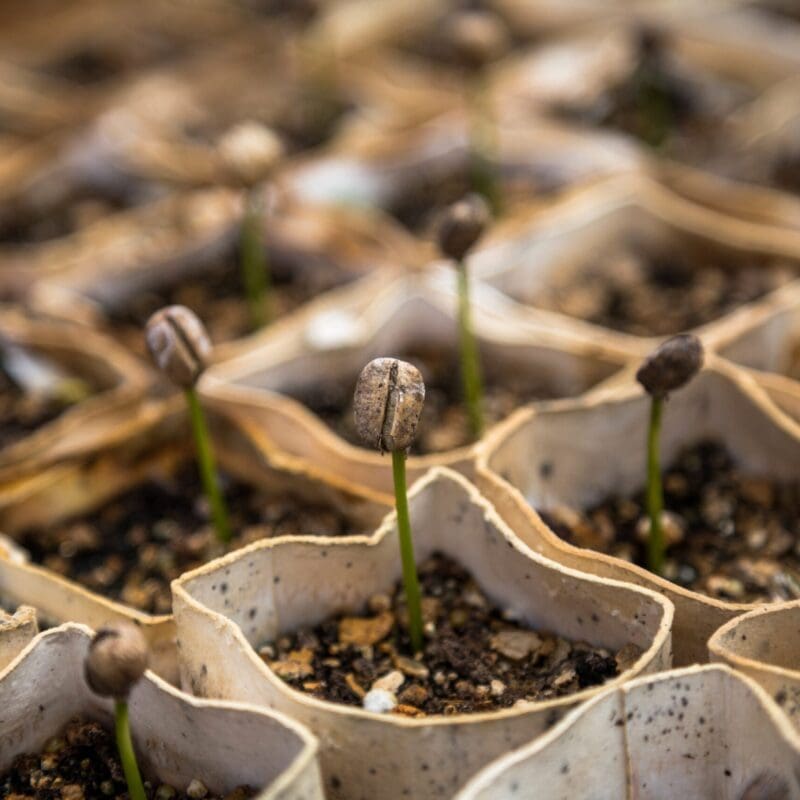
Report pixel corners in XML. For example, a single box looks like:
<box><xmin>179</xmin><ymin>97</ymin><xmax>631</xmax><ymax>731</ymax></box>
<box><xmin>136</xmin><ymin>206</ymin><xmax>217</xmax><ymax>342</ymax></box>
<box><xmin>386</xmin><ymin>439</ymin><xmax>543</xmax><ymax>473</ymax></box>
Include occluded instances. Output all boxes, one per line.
<box><xmin>173</xmin><ymin>468</ymin><xmax>672</xmax><ymax>800</ymax></box>
<box><xmin>0</xmin><ymin>624</ymin><xmax>324</xmax><ymax>800</ymax></box>
<box><xmin>477</xmin><ymin>359</ymin><xmax>800</xmax><ymax>665</ymax></box>
<box><xmin>203</xmin><ymin>269</ymin><xmax>633</xmax><ymax>500</ymax></box>
<box><xmin>0</xmin><ymin>605</ymin><xmax>37</xmax><ymax>671</ymax></box>
<box><xmin>709</xmin><ymin>602</ymin><xmax>800</xmax><ymax>730</ymax></box>
<box><xmin>469</xmin><ymin>174</ymin><xmax>800</xmax><ymax>353</ymax></box>
<box><xmin>456</xmin><ymin>664</ymin><xmax>800</xmax><ymax>799</ymax></box>
<box><xmin>0</xmin><ymin>309</ymin><xmax>151</xmax><ymax>480</ymax></box>
<box><xmin>0</xmin><ymin>398</ymin><xmax>389</xmax><ymax>682</ymax></box>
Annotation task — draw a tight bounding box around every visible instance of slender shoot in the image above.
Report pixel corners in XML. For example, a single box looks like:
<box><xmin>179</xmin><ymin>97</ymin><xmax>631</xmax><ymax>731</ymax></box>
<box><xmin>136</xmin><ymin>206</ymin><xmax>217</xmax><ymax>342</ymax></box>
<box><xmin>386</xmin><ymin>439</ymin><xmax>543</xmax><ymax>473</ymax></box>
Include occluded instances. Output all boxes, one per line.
<box><xmin>115</xmin><ymin>700</ymin><xmax>146</xmax><ymax>800</ymax></box>
<box><xmin>645</xmin><ymin>396</ymin><xmax>665</xmax><ymax>574</ymax></box>
<box><xmin>457</xmin><ymin>259</ymin><xmax>484</xmax><ymax>438</ymax></box>
<box><xmin>186</xmin><ymin>386</ymin><xmax>231</xmax><ymax>544</ymax></box>
<box><xmin>241</xmin><ymin>191</ymin><xmax>271</xmax><ymax>330</ymax></box>
<box><xmin>392</xmin><ymin>450</ymin><xmax>424</xmax><ymax>653</ymax></box>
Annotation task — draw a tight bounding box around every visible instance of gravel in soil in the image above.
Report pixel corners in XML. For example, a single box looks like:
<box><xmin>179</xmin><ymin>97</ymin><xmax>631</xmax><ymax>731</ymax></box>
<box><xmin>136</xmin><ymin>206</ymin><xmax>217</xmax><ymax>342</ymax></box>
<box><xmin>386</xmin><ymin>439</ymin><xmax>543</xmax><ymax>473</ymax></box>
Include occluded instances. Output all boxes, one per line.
<box><xmin>18</xmin><ymin>463</ymin><xmax>365</xmax><ymax>615</ymax></box>
<box><xmin>108</xmin><ymin>254</ymin><xmax>354</xmax><ymax>351</ymax></box>
<box><xmin>0</xmin><ymin>717</ymin><xmax>255</xmax><ymax>800</ymax></box>
<box><xmin>541</xmin><ymin>440</ymin><xmax>800</xmax><ymax>604</ymax></box>
<box><xmin>529</xmin><ymin>246</ymin><xmax>794</xmax><ymax>337</ymax></box>
<box><xmin>287</xmin><ymin>345</ymin><xmax>565</xmax><ymax>454</ymax></box>
<box><xmin>259</xmin><ymin>552</ymin><xmax>639</xmax><ymax>715</ymax></box>
<box><xmin>0</xmin><ymin>366</ymin><xmax>92</xmax><ymax>451</ymax></box>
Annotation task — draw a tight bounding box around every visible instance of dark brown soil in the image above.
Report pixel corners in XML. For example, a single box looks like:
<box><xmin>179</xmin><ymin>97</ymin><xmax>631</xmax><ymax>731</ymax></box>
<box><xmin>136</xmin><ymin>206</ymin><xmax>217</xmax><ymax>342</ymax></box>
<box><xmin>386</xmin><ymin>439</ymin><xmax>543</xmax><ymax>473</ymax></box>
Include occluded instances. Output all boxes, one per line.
<box><xmin>18</xmin><ymin>462</ymin><xmax>366</xmax><ymax>615</ymax></box>
<box><xmin>107</xmin><ymin>253</ymin><xmax>355</xmax><ymax>350</ymax></box>
<box><xmin>259</xmin><ymin>552</ymin><xmax>639</xmax><ymax>715</ymax></box>
<box><xmin>530</xmin><ymin>247</ymin><xmax>794</xmax><ymax>337</ymax></box>
<box><xmin>0</xmin><ymin>365</ymin><xmax>92</xmax><ymax>451</ymax></box>
<box><xmin>541</xmin><ymin>440</ymin><xmax>800</xmax><ymax>604</ymax></box>
<box><xmin>288</xmin><ymin>345</ymin><xmax>564</xmax><ymax>454</ymax></box>
<box><xmin>0</xmin><ymin>717</ymin><xmax>255</xmax><ymax>800</ymax></box>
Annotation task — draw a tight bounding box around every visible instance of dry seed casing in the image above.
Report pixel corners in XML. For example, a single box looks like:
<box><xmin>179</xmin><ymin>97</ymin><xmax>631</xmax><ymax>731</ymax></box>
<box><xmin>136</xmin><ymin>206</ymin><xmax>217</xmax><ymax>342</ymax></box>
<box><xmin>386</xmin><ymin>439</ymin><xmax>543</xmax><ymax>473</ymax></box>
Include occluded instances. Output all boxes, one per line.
<box><xmin>145</xmin><ymin>305</ymin><xmax>212</xmax><ymax>389</ymax></box>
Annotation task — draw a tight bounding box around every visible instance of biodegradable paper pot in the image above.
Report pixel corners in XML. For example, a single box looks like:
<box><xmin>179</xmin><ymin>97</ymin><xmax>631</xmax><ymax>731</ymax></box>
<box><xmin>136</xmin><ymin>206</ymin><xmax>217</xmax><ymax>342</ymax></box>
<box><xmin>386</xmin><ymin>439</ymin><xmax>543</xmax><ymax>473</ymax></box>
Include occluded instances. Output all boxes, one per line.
<box><xmin>477</xmin><ymin>357</ymin><xmax>800</xmax><ymax>665</ymax></box>
<box><xmin>0</xmin><ymin>399</ymin><xmax>389</xmax><ymax>682</ymax></box>
<box><xmin>203</xmin><ymin>268</ymin><xmax>632</xmax><ymax>500</ymax></box>
<box><xmin>172</xmin><ymin>467</ymin><xmax>673</xmax><ymax>800</ymax></box>
<box><xmin>0</xmin><ymin>308</ymin><xmax>151</xmax><ymax>480</ymax></box>
<box><xmin>455</xmin><ymin>663</ymin><xmax>800</xmax><ymax>800</ymax></box>
<box><xmin>470</xmin><ymin>173</ymin><xmax>800</xmax><ymax>351</ymax></box>
<box><xmin>713</xmin><ymin>284</ymin><xmax>800</xmax><ymax>422</ymax></box>
<box><xmin>709</xmin><ymin>601</ymin><xmax>800</xmax><ymax>729</ymax></box>
<box><xmin>0</xmin><ymin>624</ymin><xmax>324</xmax><ymax>800</ymax></box>
<box><xmin>0</xmin><ymin>605</ymin><xmax>37</xmax><ymax>671</ymax></box>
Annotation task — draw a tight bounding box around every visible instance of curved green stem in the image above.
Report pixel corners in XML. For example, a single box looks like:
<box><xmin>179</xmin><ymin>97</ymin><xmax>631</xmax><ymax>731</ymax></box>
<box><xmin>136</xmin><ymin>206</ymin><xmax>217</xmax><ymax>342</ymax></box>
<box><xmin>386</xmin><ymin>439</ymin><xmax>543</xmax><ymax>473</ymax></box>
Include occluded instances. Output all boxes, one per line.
<box><xmin>241</xmin><ymin>191</ymin><xmax>271</xmax><ymax>330</ymax></box>
<box><xmin>186</xmin><ymin>387</ymin><xmax>231</xmax><ymax>544</ymax></box>
<box><xmin>457</xmin><ymin>261</ymin><xmax>485</xmax><ymax>439</ymax></box>
<box><xmin>392</xmin><ymin>450</ymin><xmax>423</xmax><ymax>654</ymax></box>
<box><xmin>646</xmin><ymin>396</ymin><xmax>665</xmax><ymax>574</ymax></box>
<box><xmin>115</xmin><ymin>700</ymin><xmax>146</xmax><ymax>800</ymax></box>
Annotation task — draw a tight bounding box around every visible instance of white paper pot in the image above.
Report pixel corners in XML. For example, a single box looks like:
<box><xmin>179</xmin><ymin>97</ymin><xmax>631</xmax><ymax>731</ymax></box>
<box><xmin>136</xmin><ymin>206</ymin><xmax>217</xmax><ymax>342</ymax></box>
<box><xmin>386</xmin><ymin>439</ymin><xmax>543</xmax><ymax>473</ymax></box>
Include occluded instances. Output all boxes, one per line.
<box><xmin>0</xmin><ymin>624</ymin><xmax>324</xmax><ymax>800</ymax></box>
<box><xmin>709</xmin><ymin>601</ymin><xmax>800</xmax><ymax>731</ymax></box>
<box><xmin>0</xmin><ymin>309</ymin><xmax>151</xmax><ymax>480</ymax></box>
<box><xmin>0</xmin><ymin>398</ymin><xmax>389</xmax><ymax>682</ymax></box>
<box><xmin>203</xmin><ymin>268</ymin><xmax>632</xmax><ymax>500</ymax></box>
<box><xmin>476</xmin><ymin>358</ymin><xmax>800</xmax><ymax>665</ymax></box>
<box><xmin>470</xmin><ymin>173</ymin><xmax>800</xmax><ymax>351</ymax></box>
<box><xmin>455</xmin><ymin>663</ymin><xmax>800</xmax><ymax>799</ymax></box>
<box><xmin>173</xmin><ymin>467</ymin><xmax>673</xmax><ymax>800</ymax></box>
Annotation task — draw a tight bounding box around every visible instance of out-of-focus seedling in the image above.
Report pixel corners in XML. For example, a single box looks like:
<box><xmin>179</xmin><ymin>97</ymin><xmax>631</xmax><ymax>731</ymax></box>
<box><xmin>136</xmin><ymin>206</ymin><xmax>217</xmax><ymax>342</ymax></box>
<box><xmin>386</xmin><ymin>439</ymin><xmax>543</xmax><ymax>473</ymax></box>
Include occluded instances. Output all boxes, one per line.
<box><xmin>219</xmin><ymin>122</ymin><xmax>284</xmax><ymax>330</ymax></box>
<box><xmin>437</xmin><ymin>195</ymin><xmax>489</xmax><ymax>439</ymax></box>
<box><xmin>636</xmin><ymin>333</ymin><xmax>704</xmax><ymax>574</ymax></box>
<box><xmin>85</xmin><ymin>623</ymin><xmax>149</xmax><ymax>800</ymax></box>
<box><xmin>447</xmin><ymin>9</ymin><xmax>509</xmax><ymax>214</ymax></box>
<box><xmin>354</xmin><ymin>358</ymin><xmax>426</xmax><ymax>653</ymax></box>
<box><xmin>145</xmin><ymin>305</ymin><xmax>231</xmax><ymax>543</ymax></box>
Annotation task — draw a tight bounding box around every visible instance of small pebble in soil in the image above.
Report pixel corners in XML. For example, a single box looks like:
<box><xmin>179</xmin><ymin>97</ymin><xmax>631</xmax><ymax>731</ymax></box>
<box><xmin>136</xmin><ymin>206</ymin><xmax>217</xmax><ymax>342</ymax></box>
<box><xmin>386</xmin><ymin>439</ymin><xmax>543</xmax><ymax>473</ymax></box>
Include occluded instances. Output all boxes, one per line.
<box><xmin>0</xmin><ymin>717</ymin><xmax>255</xmax><ymax>800</ymax></box>
<box><xmin>542</xmin><ymin>440</ymin><xmax>800</xmax><ymax>604</ymax></box>
<box><xmin>17</xmin><ymin>463</ymin><xmax>365</xmax><ymax>615</ymax></box>
<box><xmin>259</xmin><ymin>553</ymin><xmax>637</xmax><ymax>715</ymax></box>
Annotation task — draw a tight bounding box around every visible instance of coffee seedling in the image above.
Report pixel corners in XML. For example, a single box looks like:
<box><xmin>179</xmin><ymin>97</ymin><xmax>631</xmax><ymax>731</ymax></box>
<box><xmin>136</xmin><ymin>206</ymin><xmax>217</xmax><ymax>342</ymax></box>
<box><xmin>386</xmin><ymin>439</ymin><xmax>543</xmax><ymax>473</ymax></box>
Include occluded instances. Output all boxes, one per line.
<box><xmin>438</xmin><ymin>195</ymin><xmax>490</xmax><ymax>439</ymax></box>
<box><xmin>447</xmin><ymin>9</ymin><xmax>509</xmax><ymax>214</ymax></box>
<box><xmin>145</xmin><ymin>305</ymin><xmax>231</xmax><ymax>543</ymax></box>
<box><xmin>636</xmin><ymin>333</ymin><xmax>704</xmax><ymax>574</ymax></box>
<box><xmin>85</xmin><ymin>623</ymin><xmax>149</xmax><ymax>800</ymax></box>
<box><xmin>354</xmin><ymin>358</ymin><xmax>426</xmax><ymax>652</ymax></box>
<box><xmin>219</xmin><ymin>122</ymin><xmax>284</xmax><ymax>330</ymax></box>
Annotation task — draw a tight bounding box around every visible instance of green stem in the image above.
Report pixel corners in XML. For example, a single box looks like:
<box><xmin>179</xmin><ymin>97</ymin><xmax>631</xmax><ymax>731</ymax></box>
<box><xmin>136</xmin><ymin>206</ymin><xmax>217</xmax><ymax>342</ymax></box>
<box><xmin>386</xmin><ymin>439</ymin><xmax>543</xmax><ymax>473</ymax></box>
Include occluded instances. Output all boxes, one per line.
<box><xmin>457</xmin><ymin>261</ymin><xmax>485</xmax><ymax>439</ymax></box>
<box><xmin>241</xmin><ymin>191</ymin><xmax>271</xmax><ymax>330</ymax></box>
<box><xmin>114</xmin><ymin>700</ymin><xmax>146</xmax><ymax>800</ymax></box>
<box><xmin>646</xmin><ymin>396</ymin><xmax>665</xmax><ymax>575</ymax></box>
<box><xmin>186</xmin><ymin>387</ymin><xmax>231</xmax><ymax>544</ymax></box>
<box><xmin>468</xmin><ymin>76</ymin><xmax>501</xmax><ymax>216</ymax></box>
<box><xmin>392</xmin><ymin>450</ymin><xmax>423</xmax><ymax>654</ymax></box>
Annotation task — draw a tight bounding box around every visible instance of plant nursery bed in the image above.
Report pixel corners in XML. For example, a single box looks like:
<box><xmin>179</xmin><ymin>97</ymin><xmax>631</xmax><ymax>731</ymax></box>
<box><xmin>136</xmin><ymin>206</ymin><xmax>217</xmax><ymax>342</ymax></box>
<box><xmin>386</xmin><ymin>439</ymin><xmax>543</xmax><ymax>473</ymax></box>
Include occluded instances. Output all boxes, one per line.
<box><xmin>0</xmin><ymin>363</ymin><xmax>92</xmax><ymax>450</ymax></box>
<box><xmin>542</xmin><ymin>439</ymin><xmax>800</xmax><ymax>603</ymax></box>
<box><xmin>532</xmin><ymin>247</ymin><xmax>794</xmax><ymax>337</ymax></box>
<box><xmin>18</xmin><ymin>463</ymin><xmax>366</xmax><ymax>615</ymax></box>
<box><xmin>0</xmin><ymin>717</ymin><xmax>255</xmax><ymax>800</ymax></box>
<box><xmin>290</xmin><ymin>345</ymin><xmax>564</xmax><ymax>454</ymax></box>
<box><xmin>109</xmin><ymin>256</ymin><xmax>356</xmax><ymax>348</ymax></box>
<box><xmin>260</xmin><ymin>552</ymin><xmax>640</xmax><ymax>715</ymax></box>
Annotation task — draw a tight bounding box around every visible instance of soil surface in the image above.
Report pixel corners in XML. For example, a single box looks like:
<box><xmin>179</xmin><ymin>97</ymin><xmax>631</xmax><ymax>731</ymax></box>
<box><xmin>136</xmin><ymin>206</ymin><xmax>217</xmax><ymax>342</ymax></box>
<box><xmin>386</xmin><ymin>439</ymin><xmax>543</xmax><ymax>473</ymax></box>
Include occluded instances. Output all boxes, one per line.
<box><xmin>530</xmin><ymin>247</ymin><xmax>795</xmax><ymax>337</ymax></box>
<box><xmin>0</xmin><ymin>364</ymin><xmax>92</xmax><ymax>451</ymax></box>
<box><xmin>108</xmin><ymin>254</ymin><xmax>354</xmax><ymax>350</ymax></box>
<box><xmin>18</xmin><ymin>462</ymin><xmax>365</xmax><ymax>615</ymax></box>
<box><xmin>260</xmin><ymin>552</ymin><xmax>639</xmax><ymax>715</ymax></box>
<box><xmin>541</xmin><ymin>440</ymin><xmax>800</xmax><ymax>604</ymax></box>
<box><xmin>0</xmin><ymin>717</ymin><xmax>255</xmax><ymax>800</ymax></box>
<box><xmin>288</xmin><ymin>345</ymin><xmax>566</xmax><ymax>454</ymax></box>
